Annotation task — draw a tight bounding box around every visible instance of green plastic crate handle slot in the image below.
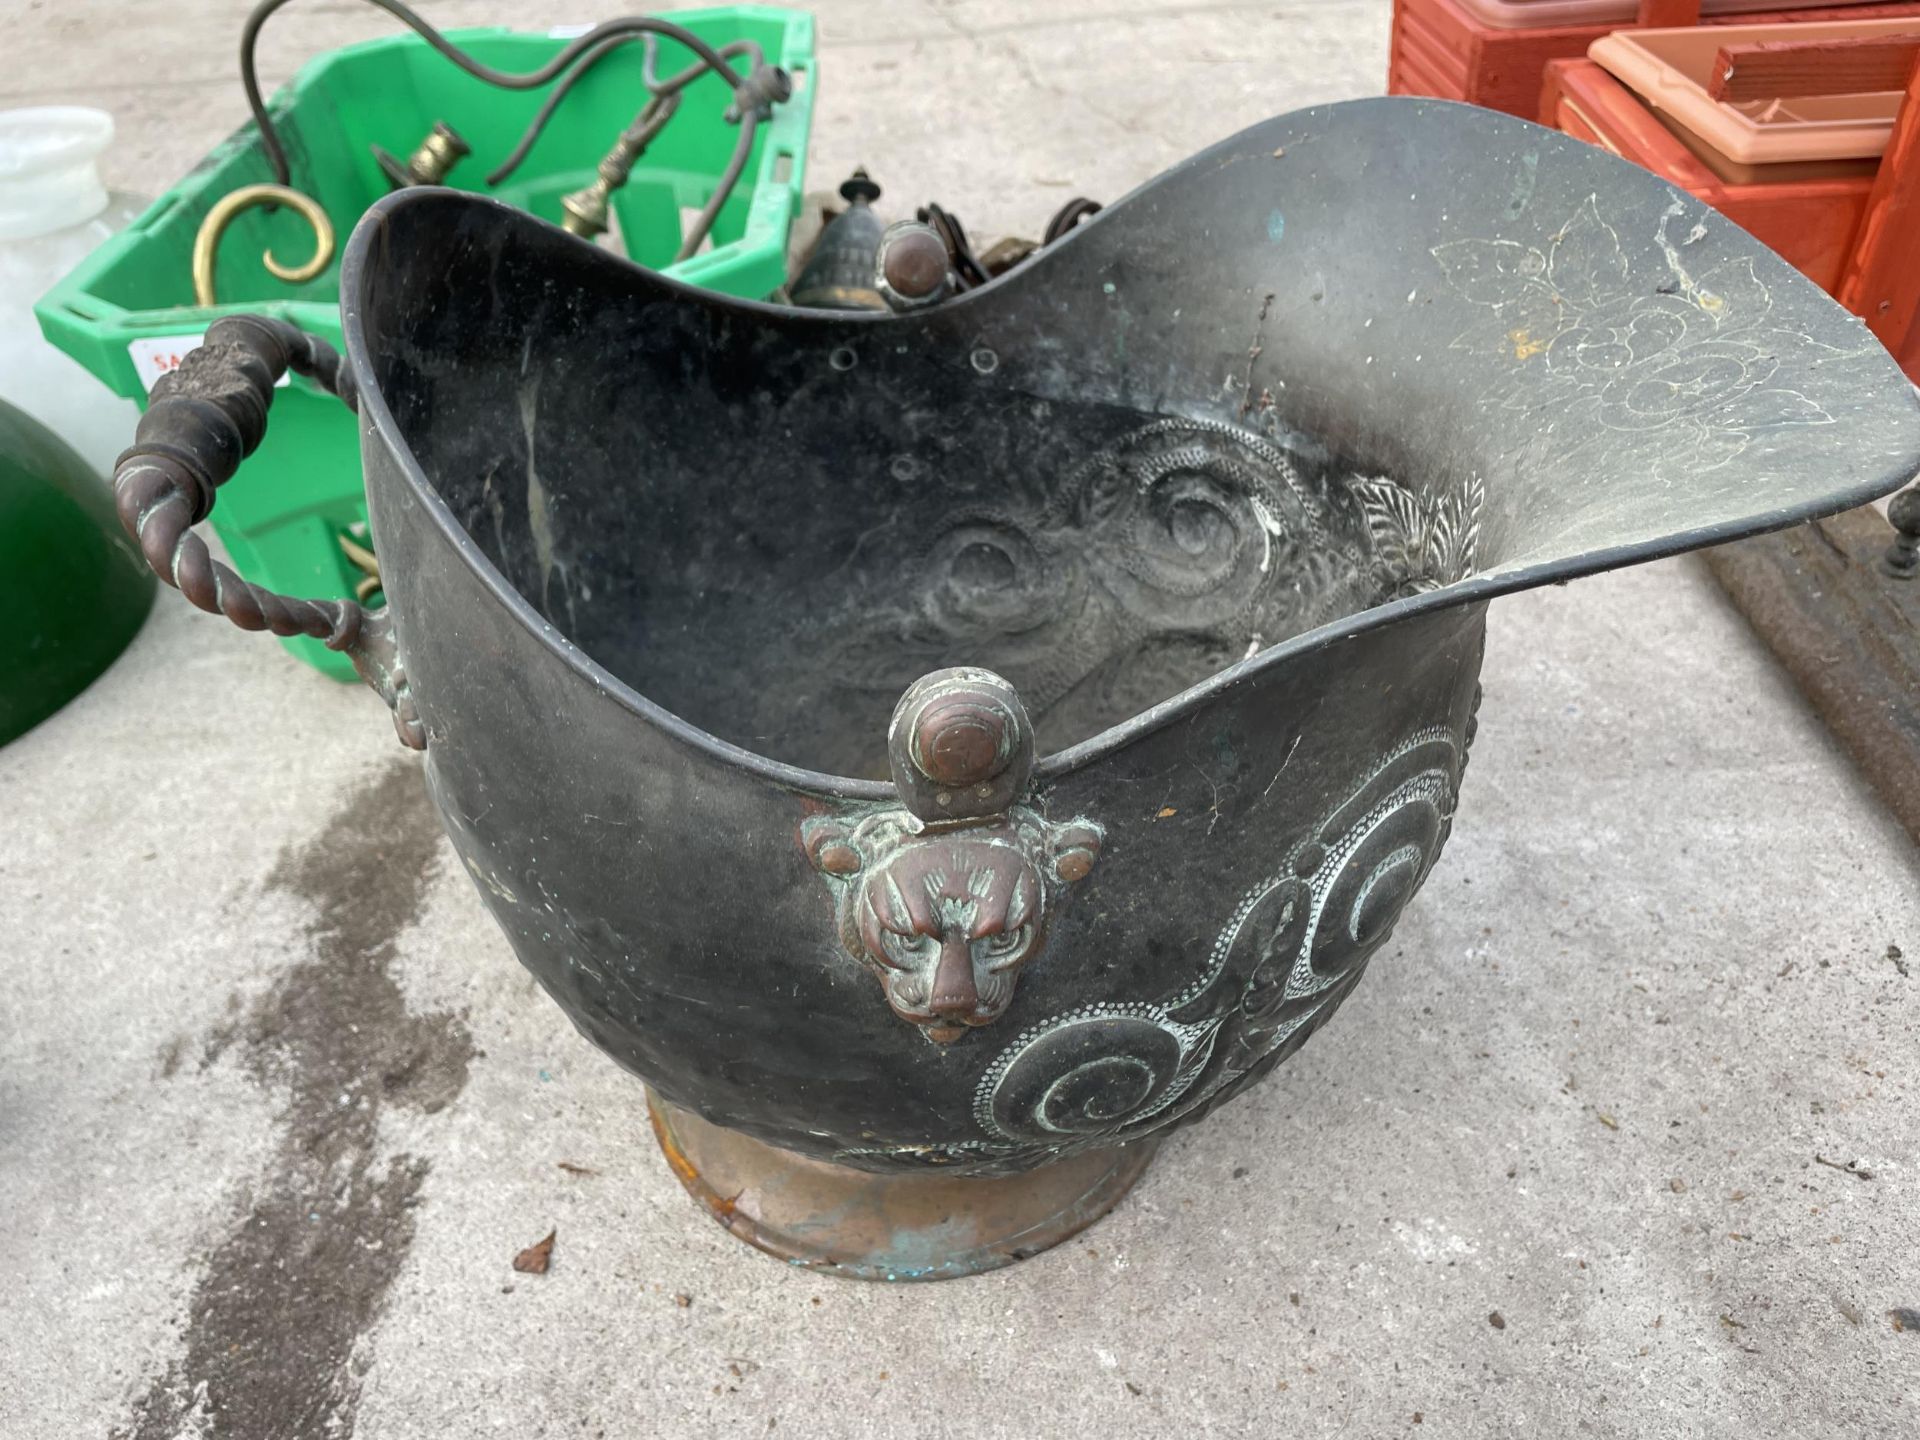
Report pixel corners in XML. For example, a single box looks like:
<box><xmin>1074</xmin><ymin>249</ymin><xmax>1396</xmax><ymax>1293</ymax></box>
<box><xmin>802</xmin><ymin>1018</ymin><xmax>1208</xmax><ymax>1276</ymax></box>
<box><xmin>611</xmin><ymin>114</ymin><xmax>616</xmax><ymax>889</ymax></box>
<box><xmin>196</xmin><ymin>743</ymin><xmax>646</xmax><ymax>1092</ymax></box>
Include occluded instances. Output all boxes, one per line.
<box><xmin>35</xmin><ymin>8</ymin><xmax>816</xmax><ymax>682</ymax></box>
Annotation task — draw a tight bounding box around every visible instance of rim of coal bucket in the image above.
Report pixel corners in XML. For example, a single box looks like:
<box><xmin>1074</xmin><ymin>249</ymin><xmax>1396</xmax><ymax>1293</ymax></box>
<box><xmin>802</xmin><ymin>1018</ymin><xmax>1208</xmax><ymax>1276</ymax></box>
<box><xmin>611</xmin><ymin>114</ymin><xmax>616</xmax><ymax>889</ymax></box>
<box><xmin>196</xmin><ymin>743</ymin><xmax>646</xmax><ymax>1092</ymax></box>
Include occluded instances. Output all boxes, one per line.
<box><xmin>340</xmin><ymin>96</ymin><xmax>1920</xmax><ymax>800</ymax></box>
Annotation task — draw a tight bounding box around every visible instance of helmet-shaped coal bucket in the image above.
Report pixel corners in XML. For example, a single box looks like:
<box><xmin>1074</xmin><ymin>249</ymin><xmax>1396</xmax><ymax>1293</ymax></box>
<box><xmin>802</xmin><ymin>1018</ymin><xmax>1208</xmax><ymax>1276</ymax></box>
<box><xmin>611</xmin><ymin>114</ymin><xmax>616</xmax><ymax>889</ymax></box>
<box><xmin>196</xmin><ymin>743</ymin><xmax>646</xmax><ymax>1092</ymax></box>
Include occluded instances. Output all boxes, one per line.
<box><xmin>115</xmin><ymin>97</ymin><xmax>1920</xmax><ymax>1279</ymax></box>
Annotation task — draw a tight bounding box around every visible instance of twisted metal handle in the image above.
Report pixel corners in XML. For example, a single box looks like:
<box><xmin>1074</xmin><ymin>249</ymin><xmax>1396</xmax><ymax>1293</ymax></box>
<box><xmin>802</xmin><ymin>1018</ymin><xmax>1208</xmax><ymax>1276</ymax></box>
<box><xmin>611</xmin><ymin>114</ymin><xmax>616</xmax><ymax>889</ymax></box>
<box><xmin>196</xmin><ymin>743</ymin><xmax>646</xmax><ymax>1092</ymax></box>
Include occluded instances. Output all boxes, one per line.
<box><xmin>112</xmin><ymin>315</ymin><xmax>425</xmax><ymax>749</ymax></box>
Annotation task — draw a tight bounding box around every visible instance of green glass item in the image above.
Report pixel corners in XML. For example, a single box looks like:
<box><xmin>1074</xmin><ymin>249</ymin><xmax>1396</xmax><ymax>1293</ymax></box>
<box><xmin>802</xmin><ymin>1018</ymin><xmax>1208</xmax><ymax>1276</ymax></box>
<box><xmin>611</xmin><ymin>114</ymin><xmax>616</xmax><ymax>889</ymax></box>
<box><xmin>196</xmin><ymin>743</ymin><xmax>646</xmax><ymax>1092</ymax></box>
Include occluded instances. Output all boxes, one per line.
<box><xmin>0</xmin><ymin>397</ymin><xmax>153</xmax><ymax>744</ymax></box>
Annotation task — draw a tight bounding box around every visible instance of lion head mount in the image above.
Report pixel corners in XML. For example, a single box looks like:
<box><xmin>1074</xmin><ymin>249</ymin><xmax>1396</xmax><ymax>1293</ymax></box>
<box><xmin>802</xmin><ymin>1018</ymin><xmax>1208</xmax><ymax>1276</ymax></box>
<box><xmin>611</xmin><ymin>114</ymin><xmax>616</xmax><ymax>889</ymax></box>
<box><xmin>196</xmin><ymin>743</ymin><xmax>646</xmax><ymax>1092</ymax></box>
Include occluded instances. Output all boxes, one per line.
<box><xmin>802</xmin><ymin>669</ymin><xmax>1102</xmax><ymax>1044</ymax></box>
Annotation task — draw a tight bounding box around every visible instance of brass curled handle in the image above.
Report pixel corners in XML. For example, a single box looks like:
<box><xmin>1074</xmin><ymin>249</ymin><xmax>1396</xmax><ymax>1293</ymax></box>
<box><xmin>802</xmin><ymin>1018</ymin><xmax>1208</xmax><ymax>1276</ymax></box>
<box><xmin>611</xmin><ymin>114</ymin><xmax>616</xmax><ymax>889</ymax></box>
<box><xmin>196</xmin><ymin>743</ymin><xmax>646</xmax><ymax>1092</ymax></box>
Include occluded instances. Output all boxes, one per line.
<box><xmin>111</xmin><ymin>315</ymin><xmax>424</xmax><ymax>750</ymax></box>
<box><xmin>191</xmin><ymin>184</ymin><xmax>336</xmax><ymax>307</ymax></box>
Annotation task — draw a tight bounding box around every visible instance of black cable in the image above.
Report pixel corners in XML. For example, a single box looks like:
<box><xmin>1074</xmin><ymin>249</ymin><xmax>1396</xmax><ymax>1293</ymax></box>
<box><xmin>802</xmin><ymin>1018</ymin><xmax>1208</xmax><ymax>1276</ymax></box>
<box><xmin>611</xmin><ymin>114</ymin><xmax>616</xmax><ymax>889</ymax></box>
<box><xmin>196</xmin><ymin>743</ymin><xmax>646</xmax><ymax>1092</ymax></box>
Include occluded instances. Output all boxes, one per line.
<box><xmin>918</xmin><ymin>202</ymin><xmax>991</xmax><ymax>290</ymax></box>
<box><xmin>240</xmin><ymin>0</ymin><xmax>750</xmax><ymax>188</ymax></box>
<box><xmin>484</xmin><ymin>33</ymin><xmax>634</xmax><ymax>186</ymax></box>
<box><xmin>487</xmin><ymin>33</ymin><xmax>762</xmax><ymax>188</ymax></box>
<box><xmin>1043</xmin><ymin>197</ymin><xmax>1102</xmax><ymax>245</ymax></box>
<box><xmin>675</xmin><ymin>112</ymin><xmax>758</xmax><ymax>261</ymax></box>
<box><xmin>648</xmin><ymin>35</ymin><xmax>764</xmax><ymax>97</ymax></box>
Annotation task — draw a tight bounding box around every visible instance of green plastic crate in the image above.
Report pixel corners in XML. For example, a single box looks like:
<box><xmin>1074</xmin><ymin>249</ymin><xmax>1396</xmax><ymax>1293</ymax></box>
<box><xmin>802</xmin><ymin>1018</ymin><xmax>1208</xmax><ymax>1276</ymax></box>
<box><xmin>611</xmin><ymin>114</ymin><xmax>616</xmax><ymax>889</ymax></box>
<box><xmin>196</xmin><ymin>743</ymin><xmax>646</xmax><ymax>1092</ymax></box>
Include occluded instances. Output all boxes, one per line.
<box><xmin>36</xmin><ymin>8</ymin><xmax>814</xmax><ymax>679</ymax></box>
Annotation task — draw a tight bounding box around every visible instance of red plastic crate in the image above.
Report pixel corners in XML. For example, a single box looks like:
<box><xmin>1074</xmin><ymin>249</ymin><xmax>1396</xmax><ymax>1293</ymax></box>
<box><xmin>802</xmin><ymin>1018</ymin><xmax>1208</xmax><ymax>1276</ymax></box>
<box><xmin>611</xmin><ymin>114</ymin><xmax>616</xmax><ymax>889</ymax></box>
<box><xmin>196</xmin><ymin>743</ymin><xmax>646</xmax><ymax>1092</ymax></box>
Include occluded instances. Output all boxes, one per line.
<box><xmin>1389</xmin><ymin>0</ymin><xmax>1920</xmax><ymax>120</ymax></box>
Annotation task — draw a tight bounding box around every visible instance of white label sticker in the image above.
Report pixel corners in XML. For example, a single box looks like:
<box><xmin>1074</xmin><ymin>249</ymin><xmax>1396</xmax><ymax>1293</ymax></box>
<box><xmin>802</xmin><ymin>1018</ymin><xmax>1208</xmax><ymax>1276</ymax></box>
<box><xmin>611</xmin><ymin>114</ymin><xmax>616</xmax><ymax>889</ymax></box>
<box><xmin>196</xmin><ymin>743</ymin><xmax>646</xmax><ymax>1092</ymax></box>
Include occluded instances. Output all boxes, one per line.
<box><xmin>129</xmin><ymin>333</ymin><xmax>291</xmax><ymax>392</ymax></box>
<box><xmin>548</xmin><ymin>23</ymin><xmax>595</xmax><ymax>38</ymax></box>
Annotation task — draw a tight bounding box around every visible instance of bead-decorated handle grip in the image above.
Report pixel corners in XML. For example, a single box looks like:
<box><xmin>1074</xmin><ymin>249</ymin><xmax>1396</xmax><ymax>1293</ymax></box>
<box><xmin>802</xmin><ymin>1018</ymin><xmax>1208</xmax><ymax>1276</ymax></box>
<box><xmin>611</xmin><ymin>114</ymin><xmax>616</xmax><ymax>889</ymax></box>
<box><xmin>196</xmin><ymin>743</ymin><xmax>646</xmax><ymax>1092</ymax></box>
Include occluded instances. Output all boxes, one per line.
<box><xmin>111</xmin><ymin>314</ymin><xmax>424</xmax><ymax>749</ymax></box>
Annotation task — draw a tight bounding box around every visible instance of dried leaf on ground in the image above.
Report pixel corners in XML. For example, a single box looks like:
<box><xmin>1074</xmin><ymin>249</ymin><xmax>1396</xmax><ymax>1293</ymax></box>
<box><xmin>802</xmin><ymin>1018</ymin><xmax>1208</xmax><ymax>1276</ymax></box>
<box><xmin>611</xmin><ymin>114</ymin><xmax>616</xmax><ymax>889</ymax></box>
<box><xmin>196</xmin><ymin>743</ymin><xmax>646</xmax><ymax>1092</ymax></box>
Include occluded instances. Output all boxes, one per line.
<box><xmin>513</xmin><ymin>1229</ymin><xmax>557</xmax><ymax>1274</ymax></box>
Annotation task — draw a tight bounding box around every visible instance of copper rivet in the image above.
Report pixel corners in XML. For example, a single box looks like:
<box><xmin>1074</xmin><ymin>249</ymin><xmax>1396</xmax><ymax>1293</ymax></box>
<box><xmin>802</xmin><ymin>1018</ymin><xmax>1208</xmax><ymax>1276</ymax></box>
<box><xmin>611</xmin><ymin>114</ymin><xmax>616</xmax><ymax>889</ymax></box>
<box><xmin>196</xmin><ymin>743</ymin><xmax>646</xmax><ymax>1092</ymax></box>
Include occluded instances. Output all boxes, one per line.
<box><xmin>818</xmin><ymin>843</ymin><xmax>861</xmax><ymax>875</ymax></box>
<box><xmin>913</xmin><ymin>693</ymin><xmax>1009</xmax><ymax>786</ymax></box>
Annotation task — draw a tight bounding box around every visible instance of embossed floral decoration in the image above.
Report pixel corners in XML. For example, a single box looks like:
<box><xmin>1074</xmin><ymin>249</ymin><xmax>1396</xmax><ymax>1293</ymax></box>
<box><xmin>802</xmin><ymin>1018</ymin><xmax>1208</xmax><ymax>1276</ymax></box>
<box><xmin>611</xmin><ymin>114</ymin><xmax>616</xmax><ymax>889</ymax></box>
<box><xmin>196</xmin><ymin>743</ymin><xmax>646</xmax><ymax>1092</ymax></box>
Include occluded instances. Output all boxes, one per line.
<box><xmin>1349</xmin><ymin>472</ymin><xmax>1484</xmax><ymax>597</ymax></box>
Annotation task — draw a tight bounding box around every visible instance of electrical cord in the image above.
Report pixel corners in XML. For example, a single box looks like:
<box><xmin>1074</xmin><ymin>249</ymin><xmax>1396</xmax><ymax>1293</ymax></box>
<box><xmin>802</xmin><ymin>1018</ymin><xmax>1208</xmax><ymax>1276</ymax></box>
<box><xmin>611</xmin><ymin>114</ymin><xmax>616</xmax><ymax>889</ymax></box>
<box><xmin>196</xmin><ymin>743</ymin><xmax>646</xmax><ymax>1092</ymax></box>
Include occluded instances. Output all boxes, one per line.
<box><xmin>917</xmin><ymin>202</ymin><xmax>991</xmax><ymax>290</ymax></box>
<box><xmin>1043</xmin><ymin>197</ymin><xmax>1102</xmax><ymax>244</ymax></box>
<box><xmin>485</xmin><ymin>33</ymin><xmax>639</xmax><ymax>186</ymax></box>
<box><xmin>487</xmin><ymin>33</ymin><xmax>763</xmax><ymax>188</ymax></box>
<box><xmin>677</xmin><ymin>111</ymin><xmax>758</xmax><ymax>261</ymax></box>
<box><xmin>912</xmin><ymin>194</ymin><xmax>1106</xmax><ymax>292</ymax></box>
<box><xmin>239</xmin><ymin>0</ymin><xmax>752</xmax><ymax>189</ymax></box>
<box><xmin>648</xmin><ymin>35</ymin><xmax>765</xmax><ymax>97</ymax></box>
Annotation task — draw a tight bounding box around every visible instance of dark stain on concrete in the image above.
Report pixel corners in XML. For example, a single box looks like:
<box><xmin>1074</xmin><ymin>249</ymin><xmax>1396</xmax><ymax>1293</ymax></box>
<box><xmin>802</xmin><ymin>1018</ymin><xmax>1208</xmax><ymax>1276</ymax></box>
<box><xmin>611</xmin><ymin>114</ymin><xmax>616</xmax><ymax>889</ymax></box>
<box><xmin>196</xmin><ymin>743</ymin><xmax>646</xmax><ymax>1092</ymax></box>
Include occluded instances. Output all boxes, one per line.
<box><xmin>125</xmin><ymin>758</ymin><xmax>473</xmax><ymax>1440</ymax></box>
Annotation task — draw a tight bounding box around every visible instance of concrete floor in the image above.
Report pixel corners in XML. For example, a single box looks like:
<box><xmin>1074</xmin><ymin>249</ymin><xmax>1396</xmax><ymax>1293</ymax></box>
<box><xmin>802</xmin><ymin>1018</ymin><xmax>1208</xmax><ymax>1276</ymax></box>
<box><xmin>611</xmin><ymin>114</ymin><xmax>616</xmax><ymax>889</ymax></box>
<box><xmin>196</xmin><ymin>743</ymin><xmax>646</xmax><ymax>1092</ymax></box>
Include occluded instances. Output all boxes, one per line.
<box><xmin>3</xmin><ymin>2</ymin><xmax>1917</xmax><ymax>1436</ymax></box>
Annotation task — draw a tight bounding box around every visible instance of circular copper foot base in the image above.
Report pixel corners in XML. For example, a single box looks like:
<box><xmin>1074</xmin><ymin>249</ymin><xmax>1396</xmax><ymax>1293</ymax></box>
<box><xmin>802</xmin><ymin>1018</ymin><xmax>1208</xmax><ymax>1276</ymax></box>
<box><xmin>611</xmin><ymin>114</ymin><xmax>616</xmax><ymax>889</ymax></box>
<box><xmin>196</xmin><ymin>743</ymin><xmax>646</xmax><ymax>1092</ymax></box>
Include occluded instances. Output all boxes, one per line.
<box><xmin>646</xmin><ymin>1092</ymin><xmax>1159</xmax><ymax>1281</ymax></box>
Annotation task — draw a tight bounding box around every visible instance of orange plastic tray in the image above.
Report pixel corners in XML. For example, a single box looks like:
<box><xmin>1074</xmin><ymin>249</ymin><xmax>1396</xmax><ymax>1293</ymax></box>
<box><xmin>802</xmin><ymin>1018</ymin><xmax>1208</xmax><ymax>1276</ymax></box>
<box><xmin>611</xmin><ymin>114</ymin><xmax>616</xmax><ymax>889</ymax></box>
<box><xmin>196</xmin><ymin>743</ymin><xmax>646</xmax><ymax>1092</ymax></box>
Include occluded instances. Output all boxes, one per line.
<box><xmin>1460</xmin><ymin>0</ymin><xmax>1884</xmax><ymax>26</ymax></box>
<box><xmin>1541</xmin><ymin>57</ymin><xmax>1874</xmax><ymax>288</ymax></box>
<box><xmin>1592</xmin><ymin>18</ymin><xmax>1919</xmax><ymax>165</ymax></box>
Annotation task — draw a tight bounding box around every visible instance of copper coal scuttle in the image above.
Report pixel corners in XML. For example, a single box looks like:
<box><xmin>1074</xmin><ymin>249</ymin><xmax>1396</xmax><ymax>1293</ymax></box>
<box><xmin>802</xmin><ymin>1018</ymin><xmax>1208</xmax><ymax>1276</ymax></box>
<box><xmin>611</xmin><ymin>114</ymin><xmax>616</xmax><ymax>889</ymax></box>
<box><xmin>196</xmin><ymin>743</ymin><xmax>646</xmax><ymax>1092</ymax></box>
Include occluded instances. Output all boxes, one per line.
<box><xmin>112</xmin><ymin>100</ymin><xmax>1920</xmax><ymax>1278</ymax></box>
